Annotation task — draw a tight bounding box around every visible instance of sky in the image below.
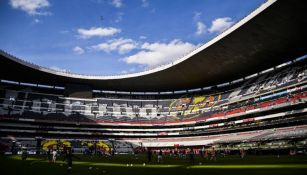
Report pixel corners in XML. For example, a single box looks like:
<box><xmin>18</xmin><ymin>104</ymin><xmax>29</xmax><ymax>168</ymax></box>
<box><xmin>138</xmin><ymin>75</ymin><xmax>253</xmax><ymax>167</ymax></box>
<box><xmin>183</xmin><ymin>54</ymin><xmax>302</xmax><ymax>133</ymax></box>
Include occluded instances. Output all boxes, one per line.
<box><xmin>0</xmin><ymin>0</ymin><xmax>265</xmax><ymax>75</ymax></box>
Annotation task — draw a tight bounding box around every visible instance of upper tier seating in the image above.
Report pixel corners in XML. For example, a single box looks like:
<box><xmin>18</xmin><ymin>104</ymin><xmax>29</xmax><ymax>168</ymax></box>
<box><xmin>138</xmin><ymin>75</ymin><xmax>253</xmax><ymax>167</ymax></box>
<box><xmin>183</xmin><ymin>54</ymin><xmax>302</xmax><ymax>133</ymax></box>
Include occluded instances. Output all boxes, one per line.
<box><xmin>0</xmin><ymin>63</ymin><xmax>306</xmax><ymax>124</ymax></box>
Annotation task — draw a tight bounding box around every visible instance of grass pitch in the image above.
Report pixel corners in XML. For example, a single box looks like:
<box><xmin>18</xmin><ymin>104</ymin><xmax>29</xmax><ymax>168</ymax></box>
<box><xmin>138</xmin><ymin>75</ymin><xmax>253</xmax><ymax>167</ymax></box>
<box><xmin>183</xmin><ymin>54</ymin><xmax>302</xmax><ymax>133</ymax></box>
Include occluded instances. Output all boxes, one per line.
<box><xmin>1</xmin><ymin>154</ymin><xmax>307</xmax><ymax>175</ymax></box>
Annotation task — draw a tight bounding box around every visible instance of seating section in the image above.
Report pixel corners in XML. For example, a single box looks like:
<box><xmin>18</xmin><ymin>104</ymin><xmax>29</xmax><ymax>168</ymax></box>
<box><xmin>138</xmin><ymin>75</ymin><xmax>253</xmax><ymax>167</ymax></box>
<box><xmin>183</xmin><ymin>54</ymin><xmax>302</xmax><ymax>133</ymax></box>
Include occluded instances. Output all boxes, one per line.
<box><xmin>1</xmin><ymin>89</ymin><xmax>306</xmax><ymax>125</ymax></box>
<box><xmin>0</xmin><ymin>62</ymin><xmax>306</xmax><ymax>124</ymax></box>
<box><xmin>135</xmin><ymin>125</ymin><xmax>307</xmax><ymax>147</ymax></box>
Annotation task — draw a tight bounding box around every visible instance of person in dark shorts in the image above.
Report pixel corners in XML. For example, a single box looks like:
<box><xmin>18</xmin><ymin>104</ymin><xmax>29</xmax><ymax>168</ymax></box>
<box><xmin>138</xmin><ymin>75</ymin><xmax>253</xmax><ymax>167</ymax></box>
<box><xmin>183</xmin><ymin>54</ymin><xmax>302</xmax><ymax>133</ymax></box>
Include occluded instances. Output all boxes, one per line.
<box><xmin>47</xmin><ymin>148</ymin><xmax>52</xmax><ymax>163</ymax></box>
<box><xmin>158</xmin><ymin>150</ymin><xmax>163</xmax><ymax>163</ymax></box>
<box><xmin>147</xmin><ymin>148</ymin><xmax>152</xmax><ymax>163</ymax></box>
<box><xmin>63</xmin><ymin>147</ymin><xmax>80</xmax><ymax>171</ymax></box>
<box><xmin>189</xmin><ymin>148</ymin><xmax>194</xmax><ymax>164</ymax></box>
<box><xmin>21</xmin><ymin>147</ymin><xmax>27</xmax><ymax>161</ymax></box>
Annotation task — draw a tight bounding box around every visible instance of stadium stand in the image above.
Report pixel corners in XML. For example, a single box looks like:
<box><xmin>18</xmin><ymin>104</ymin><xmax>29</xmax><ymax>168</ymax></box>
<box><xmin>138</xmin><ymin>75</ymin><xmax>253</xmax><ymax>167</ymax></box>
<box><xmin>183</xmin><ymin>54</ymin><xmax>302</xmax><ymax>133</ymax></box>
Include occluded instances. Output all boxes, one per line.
<box><xmin>0</xmin><ymin>1</ymin><xmax>306</xmax><ymax>161</ymax></box>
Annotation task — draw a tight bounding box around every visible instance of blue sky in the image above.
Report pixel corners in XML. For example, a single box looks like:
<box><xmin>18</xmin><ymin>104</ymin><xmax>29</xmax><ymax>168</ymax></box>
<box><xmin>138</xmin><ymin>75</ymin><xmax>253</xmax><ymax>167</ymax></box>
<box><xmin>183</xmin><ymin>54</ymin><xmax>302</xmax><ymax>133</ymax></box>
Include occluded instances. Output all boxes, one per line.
<box><xmin>0</xmin><ymin>0</ymin><xmax>265</xmax><ymax>75</ymax></box>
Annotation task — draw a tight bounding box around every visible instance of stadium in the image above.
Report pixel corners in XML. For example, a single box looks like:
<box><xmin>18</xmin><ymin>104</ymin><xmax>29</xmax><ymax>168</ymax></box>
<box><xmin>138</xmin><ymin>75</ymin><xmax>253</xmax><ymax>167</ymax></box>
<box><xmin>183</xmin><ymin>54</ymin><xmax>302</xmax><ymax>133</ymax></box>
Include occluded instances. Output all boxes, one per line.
<box><xmin>0</xmin><ymin>0</ymin><xmax>307</xmax><ymax>175</ymax></box>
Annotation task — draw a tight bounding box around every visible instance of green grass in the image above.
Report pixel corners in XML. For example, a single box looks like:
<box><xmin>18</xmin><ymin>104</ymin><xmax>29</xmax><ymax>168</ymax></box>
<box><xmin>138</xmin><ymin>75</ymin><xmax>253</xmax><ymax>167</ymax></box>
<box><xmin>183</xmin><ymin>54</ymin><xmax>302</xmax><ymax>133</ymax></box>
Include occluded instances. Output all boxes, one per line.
<box><xmin>1</xmin><ymin>154</ymin><xmax>307</xmax><ymax>175</ymax></box>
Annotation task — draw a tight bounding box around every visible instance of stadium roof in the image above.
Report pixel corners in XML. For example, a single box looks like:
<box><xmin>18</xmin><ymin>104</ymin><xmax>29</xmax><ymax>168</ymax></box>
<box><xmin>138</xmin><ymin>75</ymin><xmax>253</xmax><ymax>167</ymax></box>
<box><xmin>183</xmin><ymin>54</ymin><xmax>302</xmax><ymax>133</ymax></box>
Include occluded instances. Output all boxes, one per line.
<box><xmin>0</xmin><ymin>0</ymin><xmax>306</xmax><ymax>92</ymax></box>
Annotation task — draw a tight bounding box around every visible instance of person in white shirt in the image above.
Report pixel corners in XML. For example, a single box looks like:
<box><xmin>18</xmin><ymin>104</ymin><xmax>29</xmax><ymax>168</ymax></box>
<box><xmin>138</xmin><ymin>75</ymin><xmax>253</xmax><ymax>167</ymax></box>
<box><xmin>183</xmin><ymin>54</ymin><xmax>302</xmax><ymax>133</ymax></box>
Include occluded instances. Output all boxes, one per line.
<box><xmin>52</xmin><ymin>150</ymin><xmax>57</xmax><ymax>163</ymax></box>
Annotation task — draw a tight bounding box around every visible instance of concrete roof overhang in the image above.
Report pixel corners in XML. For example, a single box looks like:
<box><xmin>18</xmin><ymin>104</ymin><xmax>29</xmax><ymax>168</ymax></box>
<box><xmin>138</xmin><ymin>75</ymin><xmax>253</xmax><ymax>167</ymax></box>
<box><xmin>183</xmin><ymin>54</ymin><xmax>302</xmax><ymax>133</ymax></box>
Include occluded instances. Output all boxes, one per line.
<box><xmin>0</xmin><ymin>0</ymin><xmax>306</xmax><ymax>92</ymax></box>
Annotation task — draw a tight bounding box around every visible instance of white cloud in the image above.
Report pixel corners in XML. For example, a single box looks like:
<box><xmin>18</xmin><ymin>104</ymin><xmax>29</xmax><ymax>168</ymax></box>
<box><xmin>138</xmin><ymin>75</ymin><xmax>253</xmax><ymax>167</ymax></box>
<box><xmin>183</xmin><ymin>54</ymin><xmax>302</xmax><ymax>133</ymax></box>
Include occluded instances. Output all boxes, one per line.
<box><xmin>141</xmin><ymin>0</ymin><xmax>149</xmax><ymax>7</ymax></box>
<box><xmin>111</xmin><ymin>0</ymin><xmax>122</xmax><ymax>8</ymax></box>
<box><xmin>9</xmin><ymin>0</ymin><xmax>51</xmax><ymax>16</ymax></box>
<box><xmin>193</xmin><ymin>12</ymin><xmax>206</xmax><ymax>36</ymax></box>
<box><xmin>150</xmin><ymin>8</ymin><xmax>156</xmax><ymax>13</ymax></box>
<box><xmin>77</xmin><ymin>27</ymin><xmax>121</xmax><ymax>39</ymax></box>
<box><xmin>60</xmin><ymin>30</ymin><xmax>69</xmax><ymax>34</ymax></box>
<box><xmin>208</xmin><ymin>17</ymin><xmax>234</xmax><ymax>33</ymax></box>
<box><xmin>139</xmin><ymin>36</ymin><xmax>147</xmax><ymax>40</ymax></box>
<box><xmin>91</xmin><ymin>38</ymin><xmax>137</xmax><ymax>54</ymax></box>
<box><xmin>123</xmin><ymin>39</ymin><xmax>196</xmax><ymax>67</ymax></box>
<box><xmin>115</xmin><ymin>12</ymin><xmax>124</xmax><ymax>23</ymax></box>
<box><xmin>50</xmin><ymin>66</ymin><xmax>68</xmax><ymax>72</ymax></box>
<box><xmin>193</xmin><ymin>11</ymin><xmax>201</xmax><ymax>21</ymax></box>
<box><xmin>195</xmin><ymin>21</ymin><xmax>206</xmax><ymax>36</ymax></box>
<box><xmin>33</xmin><ymin>18</ymin><xmax>40</xmax><ymax>23</ymax></box>
<box><xmin>73</xmin><ymin>46</ymin><xmax>85</xmax><ymax>55</ymax></box>
<box><xmin>120</xmin><ymin>67</ymin><xmax>136</xmax><ymax>74</ymax></box>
